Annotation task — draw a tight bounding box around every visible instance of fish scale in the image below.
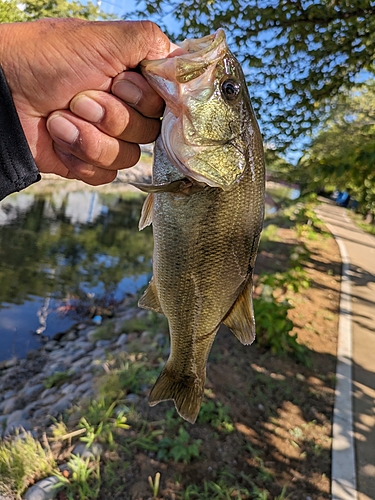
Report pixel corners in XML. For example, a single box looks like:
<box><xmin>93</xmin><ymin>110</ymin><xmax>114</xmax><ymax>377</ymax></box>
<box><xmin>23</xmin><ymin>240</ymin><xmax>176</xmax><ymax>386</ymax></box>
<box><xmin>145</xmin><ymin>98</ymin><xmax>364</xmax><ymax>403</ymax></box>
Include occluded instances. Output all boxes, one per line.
<box><xmin>136</xmin><ymin>29</ymin><xmax>265</xmax><ymax>423</ymax></box>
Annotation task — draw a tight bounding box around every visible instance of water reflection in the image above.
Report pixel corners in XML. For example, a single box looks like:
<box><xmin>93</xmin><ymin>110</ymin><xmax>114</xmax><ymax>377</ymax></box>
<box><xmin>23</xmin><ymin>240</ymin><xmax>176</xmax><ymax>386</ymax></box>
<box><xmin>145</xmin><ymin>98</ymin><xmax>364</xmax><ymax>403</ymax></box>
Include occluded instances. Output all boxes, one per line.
<box><xmin>0</xmin><ymin>190</ymin><xmax>152</xmax><ymax>361</ymax></box>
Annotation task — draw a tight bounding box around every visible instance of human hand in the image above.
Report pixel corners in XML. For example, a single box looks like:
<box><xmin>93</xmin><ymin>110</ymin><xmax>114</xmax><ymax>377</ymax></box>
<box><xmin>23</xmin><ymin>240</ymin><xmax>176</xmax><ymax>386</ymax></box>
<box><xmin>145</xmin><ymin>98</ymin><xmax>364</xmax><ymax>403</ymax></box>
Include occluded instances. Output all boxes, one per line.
<box><xmin>0</xmin><ymin>19</ymin><xmax>173</xmax><ymax>185</ymax></box>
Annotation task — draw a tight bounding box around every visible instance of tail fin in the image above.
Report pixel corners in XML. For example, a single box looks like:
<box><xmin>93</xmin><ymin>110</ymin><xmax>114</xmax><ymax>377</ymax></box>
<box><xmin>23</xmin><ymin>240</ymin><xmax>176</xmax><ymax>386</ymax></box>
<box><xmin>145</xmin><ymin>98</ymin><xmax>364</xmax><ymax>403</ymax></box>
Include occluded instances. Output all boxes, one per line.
<box><xmin>148</xmin><ymin>366</ymin><xmax>204</xmax><ymax>424</ymax></box>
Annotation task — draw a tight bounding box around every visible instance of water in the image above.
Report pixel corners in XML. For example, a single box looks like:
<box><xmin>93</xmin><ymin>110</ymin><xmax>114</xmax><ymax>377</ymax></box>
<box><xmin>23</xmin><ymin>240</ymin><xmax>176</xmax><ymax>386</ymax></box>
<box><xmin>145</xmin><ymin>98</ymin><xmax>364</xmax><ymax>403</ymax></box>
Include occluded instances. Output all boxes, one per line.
<box><xmin>0</xmin><ymin>190</ymin><xmax>153</xmax><ymax>361</ymax></box>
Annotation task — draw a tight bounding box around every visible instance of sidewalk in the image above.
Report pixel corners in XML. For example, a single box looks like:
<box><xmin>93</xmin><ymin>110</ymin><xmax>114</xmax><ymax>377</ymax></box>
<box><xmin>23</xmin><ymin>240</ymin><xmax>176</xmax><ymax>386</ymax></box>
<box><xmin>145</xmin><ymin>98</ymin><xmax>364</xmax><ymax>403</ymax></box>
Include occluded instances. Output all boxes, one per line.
<box><xmin>316</xmin><ymin>200</ymin><xmax>375</xmax><ymax>500</ymax></box>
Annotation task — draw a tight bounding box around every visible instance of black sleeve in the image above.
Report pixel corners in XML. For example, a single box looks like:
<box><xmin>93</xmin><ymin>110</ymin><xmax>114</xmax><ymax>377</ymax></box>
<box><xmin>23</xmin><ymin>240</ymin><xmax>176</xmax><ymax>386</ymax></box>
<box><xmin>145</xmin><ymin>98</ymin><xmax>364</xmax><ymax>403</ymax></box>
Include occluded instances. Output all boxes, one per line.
<box><xmin>0</xmin><ymin>65</ymin><xmax>40</xmax><ymax>202</ymax></box>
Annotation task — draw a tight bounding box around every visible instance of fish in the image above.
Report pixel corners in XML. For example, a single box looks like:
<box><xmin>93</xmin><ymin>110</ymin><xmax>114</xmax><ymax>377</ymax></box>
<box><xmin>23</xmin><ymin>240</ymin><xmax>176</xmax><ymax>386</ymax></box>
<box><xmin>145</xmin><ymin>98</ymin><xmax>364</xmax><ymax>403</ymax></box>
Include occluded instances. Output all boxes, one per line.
<box><xmin>135</xmin><ymin>29</ymin><xmax>265</xmax><ymax>423</ymax></box>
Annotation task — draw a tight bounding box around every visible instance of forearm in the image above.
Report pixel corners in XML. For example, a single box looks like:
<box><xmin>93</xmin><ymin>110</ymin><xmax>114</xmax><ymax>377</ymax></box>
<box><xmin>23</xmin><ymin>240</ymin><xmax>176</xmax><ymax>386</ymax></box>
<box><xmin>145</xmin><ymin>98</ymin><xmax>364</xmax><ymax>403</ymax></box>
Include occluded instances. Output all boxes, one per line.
<box><xmin>0</xmin><ymin>65</ymin><xmax>40</xmax><ymax>201</ymax></box>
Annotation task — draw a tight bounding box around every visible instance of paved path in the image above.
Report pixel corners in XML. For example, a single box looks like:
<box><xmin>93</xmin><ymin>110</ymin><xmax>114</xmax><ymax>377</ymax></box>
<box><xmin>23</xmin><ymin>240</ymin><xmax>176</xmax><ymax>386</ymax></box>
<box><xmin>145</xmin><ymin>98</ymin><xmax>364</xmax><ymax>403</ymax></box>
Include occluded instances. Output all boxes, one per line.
<box><xmin>317</xmin><ymin>200</ymin><xmax>375</xmax><ymax>500</ymax></box>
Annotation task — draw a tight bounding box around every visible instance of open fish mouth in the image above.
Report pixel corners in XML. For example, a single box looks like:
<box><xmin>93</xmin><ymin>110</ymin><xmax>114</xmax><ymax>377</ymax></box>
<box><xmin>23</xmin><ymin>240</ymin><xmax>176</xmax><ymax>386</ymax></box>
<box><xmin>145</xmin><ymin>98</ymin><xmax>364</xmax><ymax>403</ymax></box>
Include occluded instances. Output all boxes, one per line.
<box><xmin>140</xmin><ymin>30</ymin><xmax>227</xmax><ymax>87</ymax></box>
<box><xmin>140</xmin><ymin>29</ymin><xmax>252</xmax><ymax>189</ymax></box>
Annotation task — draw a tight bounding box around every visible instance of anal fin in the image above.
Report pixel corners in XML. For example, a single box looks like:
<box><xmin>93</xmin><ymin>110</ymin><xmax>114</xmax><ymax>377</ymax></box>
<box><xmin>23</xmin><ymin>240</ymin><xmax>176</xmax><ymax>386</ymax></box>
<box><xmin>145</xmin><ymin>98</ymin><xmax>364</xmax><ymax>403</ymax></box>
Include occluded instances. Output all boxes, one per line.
<box><xmin>138</xmin><ymin>277</ymin><xmax>163</xmax><ymax>314</ymax></box>
<box><xmin>223</xmin><ymin>279</ymin><xmax>256</xmax><ymax>345</ymax></box>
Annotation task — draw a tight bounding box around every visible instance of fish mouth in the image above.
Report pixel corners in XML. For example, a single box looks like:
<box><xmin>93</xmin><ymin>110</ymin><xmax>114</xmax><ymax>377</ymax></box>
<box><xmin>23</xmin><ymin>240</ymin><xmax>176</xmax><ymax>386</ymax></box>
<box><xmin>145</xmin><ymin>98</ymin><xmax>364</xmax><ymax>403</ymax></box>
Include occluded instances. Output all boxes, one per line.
<box><xmin>140</xmin><ymin>29</ymin><xmax>227</xmax><ymax>97</ymax></box>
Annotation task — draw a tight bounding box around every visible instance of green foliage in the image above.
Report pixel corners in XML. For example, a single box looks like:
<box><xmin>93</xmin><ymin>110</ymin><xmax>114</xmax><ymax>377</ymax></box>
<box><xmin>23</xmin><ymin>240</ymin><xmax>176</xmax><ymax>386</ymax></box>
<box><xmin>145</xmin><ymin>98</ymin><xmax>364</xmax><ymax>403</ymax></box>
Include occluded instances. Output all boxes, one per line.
<box><xmin>78</xmin><ymin>397</ymin><xmax>130</xmax><ymax>447</ymax></box>
<box><xmin>298</xmin><ymin>82</ymin><xmax>375</xmax><ymax>215</ymax></box>
<box><xmin>121</xmin><ymin>312</ymin><xmax>168</xmax><ymax>335</ymax></box>
<box><xmin>130</xmin><ymin>0</ymin><xmax>375</xmax><ymax>149</ymax></box>
<box><xmin>91</xmin><ymin>320</ymin><xmax>116</xmax><ymax>341</ymax></box>
<box><xmin>197</xmin><ymin>400</ymin><xmax>234</xmax><ymax>433</ymax></box>
<box><xmin>0</xmin><ymin>0</ymin><xmax>26</xmax><ymax>22</ymax></box>
<box><xmin>0</xmin><ymin>0</ymin><xmax>112</xmax><ymax>23</ymax></box>
<box><xmin>96</xmin><ymin>353</ymin><xmax>157</xmax><ymax>399</ymax></box>
<box><xmin>56</xmin><ymin>454</ymin><xmax>101</xmax><ymax>500</ymax></box>
<box><xmin>253</xmin><ymin>297</ymin><xmax>309</xmax><ymax>365</ymax></box>
<box><xmin>182</xmin><ymin>478</ymin><xmax>259</xmax><ymax>499</ymax></box>
<box><xmin>157</xmin><ymin>427</ymin><xmax>201</xmax><ymax>463</ymax></box>
<box><xmin>259</xmin><ymin>266</ymin><xmax>310</xmax><ymax>295</ymax></box>
<box><xmin>44</xmin><ymin>370</ymin><xmax>72</xmax><ymax>388</ymax></box>
<box><xmin>0</xmin><ymin>432</ymin><xmax>57</xmax><ymax>497</ymax></box>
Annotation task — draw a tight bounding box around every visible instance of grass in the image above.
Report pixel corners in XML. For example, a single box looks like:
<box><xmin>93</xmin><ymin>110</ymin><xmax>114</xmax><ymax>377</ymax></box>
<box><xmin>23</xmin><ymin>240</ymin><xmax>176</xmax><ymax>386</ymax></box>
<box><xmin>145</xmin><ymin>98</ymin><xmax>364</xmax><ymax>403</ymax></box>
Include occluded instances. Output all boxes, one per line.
<box><xmin>0</xmin><ymin>432</ymin><xmax>58</xmax><ymax>497</ymax></box>
<box><xmin>44</xmin><ymin>370</ymin><xmax>73</xmax><ymax>388</ymax></box>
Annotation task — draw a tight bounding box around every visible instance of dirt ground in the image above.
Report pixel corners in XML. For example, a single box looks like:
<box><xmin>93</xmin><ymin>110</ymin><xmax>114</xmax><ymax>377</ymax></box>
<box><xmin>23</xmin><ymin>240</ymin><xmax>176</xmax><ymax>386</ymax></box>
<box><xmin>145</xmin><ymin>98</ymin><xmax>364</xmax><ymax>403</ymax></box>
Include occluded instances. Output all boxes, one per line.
<box><xmin>92</xmin><ymin>220</ymin><xmax>342</xmax><ymax>500</ymax></box>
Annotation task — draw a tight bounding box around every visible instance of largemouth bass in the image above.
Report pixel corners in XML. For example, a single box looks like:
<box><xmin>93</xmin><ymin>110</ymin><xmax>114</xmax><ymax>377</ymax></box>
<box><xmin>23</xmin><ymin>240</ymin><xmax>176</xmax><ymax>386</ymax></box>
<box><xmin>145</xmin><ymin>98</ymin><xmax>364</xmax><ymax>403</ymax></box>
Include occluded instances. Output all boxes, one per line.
<box><xmin>136</xmin><ymin>29</ymin><xmax>265</xmax><ymax>423</ymax></box>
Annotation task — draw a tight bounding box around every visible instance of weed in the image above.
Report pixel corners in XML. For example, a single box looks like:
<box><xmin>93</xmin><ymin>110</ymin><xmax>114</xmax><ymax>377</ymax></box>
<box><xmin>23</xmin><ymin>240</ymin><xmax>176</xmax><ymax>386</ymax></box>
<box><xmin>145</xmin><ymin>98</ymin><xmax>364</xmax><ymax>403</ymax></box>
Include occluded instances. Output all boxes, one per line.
<box><xmin>182</xmin><ymin>478</ymin><xmax>256</xmax><ymax>499</ymax></box>
<box><xmin>253</xmin><ymin>297</ymin><xmax>310</xmax><ymax>364</ymax></box>
<box><xmin>258</xmin><ymin>224</ymin><xmax>280</xmax><ymax>252</ymax></box>
<box><xmin>274</xmin><ymin>484</ymin><xmax>291</xmax><ymax>499</ymax></box>
<box><xmin>148</xmin><ymin>471</ymin><xmax>161</xmax><ymax>499</ymax></box>
<box><xmin>78</xmin><ymin>397</ymin><xmax>130</xmax><ymax>447</ymax></box>
<box><xmin>157</xmin><ymin>427</ymin><xmax>201</xmax><ymax>463</ymax></box>
<box><xmin>0</xmin><ymin>432</ymin><xmax>57</xmax><ymax>497</ymax></box>
<box><xmin>121</xmin><ymin>311</ymin><xmax>168</xmax><ymax>335</ymax></box>
<box><xmin>259</xmin><ymin>266</ymin><xmax>310</xmax><ymax>296</ymax></box>
<box><xmin>56</xmin><ymin>454</ymin><xmax>101</xmax><ymax>500</ymax></box>
<box><xmin>91</xmin><ymin>320</ymin><xmax>116</xmax><ymax>341</ymax></box>
<box><xmin>197</xmin><ymin>400</ymin><xmax>234</xmax><ymax>433</ymax></box>
<box><xmin>44</xmin><ymin>370</ymin><xmax>72</xmax><ymax>388</ymax></box>
<box><xmin>96</xmin><ymin>353</ymin><xmax>157</xmax><ymax>398</ymax></box>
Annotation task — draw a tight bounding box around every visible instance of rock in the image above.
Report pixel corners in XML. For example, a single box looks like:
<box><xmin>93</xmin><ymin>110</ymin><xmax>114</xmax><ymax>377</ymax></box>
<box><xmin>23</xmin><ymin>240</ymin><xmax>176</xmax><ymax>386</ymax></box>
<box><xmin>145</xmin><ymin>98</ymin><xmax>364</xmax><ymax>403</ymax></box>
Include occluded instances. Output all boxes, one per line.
<box><xmin>40</xmin><ymin>388</ymin><xmax>56</xmax><ymax>400</ymax></box>
<box><xmin>86</xmin><ymin>329</ymin><xmax>98</xmax><ymax>342</ymax></box>
<box><xmin>23</xmin><ymin>476</ymin><xmax>62</xmax><ymax>500</ymax></box>
<box><xmin>5</xmin><ymin>417</ymin><xmax>32</xmax><ymax>436</ymax></box>
<box><xmin>49</xmin><ymin>395</ymin><xmax>73</xmax><ymax>417</ymax></box>
<box><xmin>41</xmin><ymin>393</ymin><xmax>59</xmax><ymax>407</ymax></box>
<box><xmin>26</xmin><ymin>350</ymin><xmax>39</xmax><ymax>360</ymax></box>
<box><xmin>5</xmin><ymin>409</ymin><xmax>23</xmax><ymax>426</ymax></box>
<box><xmin>96</xmin><ymin>340</ymin><xmax>111</xmax><ymax>348</ymax></box>
<box><xmin>20</xmin><ymin>383</ymin><xmax>45</xmax><ymax>402</ymax></box>
<box><xmin>141</xmin><ymin>330</ymin><xmax>153</xmax><ymax>342</ymax></box>
<box><xmin>74</xmin><ymin>340</ymin><xmax>94</xmax><ymax>352</ymax></box>
<box><xmin>0</xmin><ymin>357</ymin><xmax>17</xmax><ymax>370</ymax></box>
<box><xmin>73</xmin><ymin>442</ymin><xmax>103</xmax><ymax>458</ymax></box>
<box><xmin>43</xmin><ymin>340</ymin><xmax>59</xmax><ymax>352</ymax></box>
<box><xmin>116</xmin><ymin>333</ymin><xmax>128</xmax><ymax>347</ymax></box>
<box><xmin>3</xmin><ymin>389</ymin><xmax>16</xmax><ymax>400</ymax></box>
<box><xmin>125</xmin><ymin>393</ymin><xmax>141</xmax><ymax>405</ymax></box>
<box><xmin>154</xmin><ymin>333</ymin><xmax>167</xmax><ymax>347</ymax></box>
<box><xmin>65</xmin><ymin>330</ymin><xmax>78</xmax><ymax>341</ymax></box>
<box><xmin>2</xmin><ymin>395</ymin><xmax>22</xmax><ymax>414</ymax></box>
<box><xmin>52</xmin><ymin>331</ymin><xmax>66</xmax><ymax>341</ymax></box>
<box><xmin>70</xmin><ymin>356</ymin><xmax>92</xmax><ymax>370</ymax></box>
<box><xmin>75</xmin><ymin>380</ymin><xmax>92</xmax><ymax>395</ymax></box>
<box><xmin>61</xmin><ymin>383</ymin><xmax>77</xmax><ymax>396</ymax></box>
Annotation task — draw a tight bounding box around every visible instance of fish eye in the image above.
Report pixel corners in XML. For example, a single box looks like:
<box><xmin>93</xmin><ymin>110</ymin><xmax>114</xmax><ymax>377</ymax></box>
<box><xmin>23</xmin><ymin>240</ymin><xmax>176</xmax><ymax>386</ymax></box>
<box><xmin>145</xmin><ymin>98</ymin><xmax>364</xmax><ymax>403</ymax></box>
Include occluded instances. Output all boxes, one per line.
<box><xmin>221</xmin><ymin>79</ymin><xmax>241</xmax><ymax>101</ymax></box>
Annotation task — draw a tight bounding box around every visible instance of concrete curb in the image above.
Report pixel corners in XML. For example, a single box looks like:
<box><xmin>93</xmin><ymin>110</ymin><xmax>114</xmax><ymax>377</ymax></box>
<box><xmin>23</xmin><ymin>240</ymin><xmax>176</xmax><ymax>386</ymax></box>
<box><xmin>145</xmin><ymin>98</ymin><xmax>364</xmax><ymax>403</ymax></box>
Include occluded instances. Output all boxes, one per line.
<box><xmin>321</xmin><ymin>215</ymin><xmax>358</xmax><ymax>500</ymax></box>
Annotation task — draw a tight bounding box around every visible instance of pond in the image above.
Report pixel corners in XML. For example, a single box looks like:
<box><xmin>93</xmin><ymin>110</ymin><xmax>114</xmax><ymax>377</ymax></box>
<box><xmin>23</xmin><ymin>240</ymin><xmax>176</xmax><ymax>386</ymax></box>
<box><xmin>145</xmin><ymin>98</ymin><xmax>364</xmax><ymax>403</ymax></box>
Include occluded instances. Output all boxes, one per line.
<box><xmin>0</xmin><ymin>189</ymin><xmax>153</xmax><ymax>362</ymax></box>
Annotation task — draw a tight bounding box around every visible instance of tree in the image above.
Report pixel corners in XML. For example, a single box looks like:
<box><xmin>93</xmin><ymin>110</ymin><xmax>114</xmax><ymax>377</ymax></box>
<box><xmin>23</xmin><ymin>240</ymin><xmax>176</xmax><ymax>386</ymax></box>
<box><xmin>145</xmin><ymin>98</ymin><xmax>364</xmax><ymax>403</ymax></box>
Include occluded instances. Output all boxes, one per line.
<box><xmin>0</xmin><ymin>0</ymin><xmax>109</xmax><ymax>24</ymax></box>
<box><xmin>131</xmin><ymin>0</ymin><xmax>375</xmax><ymax>150</ymax></box>
<box><xmin>297</xmin><ymin>81</ymin><xmax>375</xmax><ymax>215</ymax></box>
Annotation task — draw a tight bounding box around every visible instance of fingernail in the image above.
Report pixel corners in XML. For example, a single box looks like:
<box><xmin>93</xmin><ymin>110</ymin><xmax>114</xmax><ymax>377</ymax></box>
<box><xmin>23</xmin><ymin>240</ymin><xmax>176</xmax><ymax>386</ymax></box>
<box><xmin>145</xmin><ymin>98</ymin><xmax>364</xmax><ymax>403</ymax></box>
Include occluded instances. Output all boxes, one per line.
<box><xmin>113</xmin><ymin>80</ymin><xmax>142</xmax><ymax>105</ymax></box>
<box><xmin>70</xmin><ymin>95</ymin><xmax>104</xmax><ymax>123</ymax></box>
<box><xmin>47</xmin><ymin>115</ymin><xmax>79</xmax><ymax>144</ymax></box>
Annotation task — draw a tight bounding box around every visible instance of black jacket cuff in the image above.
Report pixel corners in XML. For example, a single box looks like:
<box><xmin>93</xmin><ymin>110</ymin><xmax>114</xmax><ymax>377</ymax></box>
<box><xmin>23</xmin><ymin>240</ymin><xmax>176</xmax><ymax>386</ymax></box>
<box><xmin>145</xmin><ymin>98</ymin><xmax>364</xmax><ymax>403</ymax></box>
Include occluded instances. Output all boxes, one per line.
<box><xmin>0</xmin><ymin>65</ymin><xmax>40</xmax><ymax>201</ymax></box>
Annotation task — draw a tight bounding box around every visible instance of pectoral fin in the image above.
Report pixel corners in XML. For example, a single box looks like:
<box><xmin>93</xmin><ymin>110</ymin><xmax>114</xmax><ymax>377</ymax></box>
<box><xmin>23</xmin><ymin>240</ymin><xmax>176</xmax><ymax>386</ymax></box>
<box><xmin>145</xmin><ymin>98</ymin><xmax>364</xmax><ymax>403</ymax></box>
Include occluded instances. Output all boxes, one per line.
<box><xmin>223</xmin><ymin>280</ymin><xmax>256</xmax><ymax>345</ymax></box>
<box><xmin>138</xmin><ymin>277</ymin><xmax>163</xmax><ymax>314</ymax></box>
<box><xmin>139</xmin><ymin>193</ymin><xmax>154</xmax><ymax>230</ymax></box>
